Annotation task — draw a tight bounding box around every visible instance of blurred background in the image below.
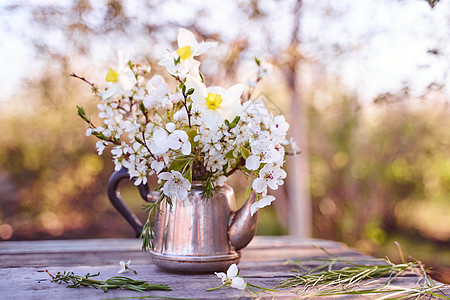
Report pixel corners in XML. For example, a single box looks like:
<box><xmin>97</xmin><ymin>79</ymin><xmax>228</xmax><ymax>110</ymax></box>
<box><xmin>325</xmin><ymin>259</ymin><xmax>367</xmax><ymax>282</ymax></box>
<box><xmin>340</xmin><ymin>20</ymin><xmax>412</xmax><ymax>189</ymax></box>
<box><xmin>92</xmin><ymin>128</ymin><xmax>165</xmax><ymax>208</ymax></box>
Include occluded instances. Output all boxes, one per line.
<box><xmin>0</xmin><ymin>0</ymin><xmax>449</xmax><ymax>283</ymax></box>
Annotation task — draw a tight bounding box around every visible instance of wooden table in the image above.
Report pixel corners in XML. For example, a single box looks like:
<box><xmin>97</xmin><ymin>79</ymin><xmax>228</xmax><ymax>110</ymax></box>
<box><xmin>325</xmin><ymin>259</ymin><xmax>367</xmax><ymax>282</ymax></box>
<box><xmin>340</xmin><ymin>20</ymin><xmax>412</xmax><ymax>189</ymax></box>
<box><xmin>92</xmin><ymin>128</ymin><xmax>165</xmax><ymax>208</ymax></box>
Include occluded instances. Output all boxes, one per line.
<box><xmin>0</xmin><ymin>236</ymin><xmax>448</xmax><ymax>299</ymax></box>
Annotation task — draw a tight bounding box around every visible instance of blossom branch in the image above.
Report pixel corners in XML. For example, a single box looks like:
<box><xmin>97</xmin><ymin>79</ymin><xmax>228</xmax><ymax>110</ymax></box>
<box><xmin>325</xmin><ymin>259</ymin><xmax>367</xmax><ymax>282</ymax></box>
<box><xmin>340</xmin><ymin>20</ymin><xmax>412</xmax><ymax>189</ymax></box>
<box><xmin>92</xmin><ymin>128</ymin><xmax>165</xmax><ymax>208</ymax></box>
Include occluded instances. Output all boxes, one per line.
<box><xmin>70</xmin><ymin>73</ymin><xmax>98</xmax><ymax>93</ymax></box>
<box><xmin>175</xmin><ymin>76</ymin><xmax>192</xmax><ymax>128</ymax></box>
<box><xmin>226</xmin><ymin>159</ymin><xmax>245</xmax><ymax>177</ymax></box>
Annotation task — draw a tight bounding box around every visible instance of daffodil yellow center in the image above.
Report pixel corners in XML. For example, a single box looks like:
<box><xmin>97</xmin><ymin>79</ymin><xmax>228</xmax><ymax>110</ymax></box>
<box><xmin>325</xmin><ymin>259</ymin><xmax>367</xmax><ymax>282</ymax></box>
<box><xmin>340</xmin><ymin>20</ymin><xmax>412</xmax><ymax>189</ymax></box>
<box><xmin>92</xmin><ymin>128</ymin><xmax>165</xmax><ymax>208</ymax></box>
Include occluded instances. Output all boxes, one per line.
<box><xmin>105</xmin><ymin>68</ymin><xmax>119</xmax><ymax>82</ymax></box>
<box><xmin>176</xmin><ymin>46</ymin><xmax>192</xmax><ymax>60</ymax></box>
<box><xmin>205</xmin><ymin>93</ymin><xmax>223</xmax><ymax>110</ymax></box>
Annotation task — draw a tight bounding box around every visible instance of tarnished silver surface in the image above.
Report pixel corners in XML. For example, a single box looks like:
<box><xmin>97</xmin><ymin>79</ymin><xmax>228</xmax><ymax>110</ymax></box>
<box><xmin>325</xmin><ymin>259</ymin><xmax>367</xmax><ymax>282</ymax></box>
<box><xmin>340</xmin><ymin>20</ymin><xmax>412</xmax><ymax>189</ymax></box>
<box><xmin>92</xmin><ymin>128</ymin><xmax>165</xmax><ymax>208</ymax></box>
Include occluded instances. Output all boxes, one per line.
<box><xmin>149</xmin><ymin>251</ymin><xmax>241</xmax><ymax>273</ymax></box>
<box><xmin>228</xmin><ymin>190</ymin><xmax>258</xmax><ymax>251</ymax></box>
<box><xmin>151</xmin><ymin>183</ymin><xmax>258</xmax><ymax>273</ymax></box>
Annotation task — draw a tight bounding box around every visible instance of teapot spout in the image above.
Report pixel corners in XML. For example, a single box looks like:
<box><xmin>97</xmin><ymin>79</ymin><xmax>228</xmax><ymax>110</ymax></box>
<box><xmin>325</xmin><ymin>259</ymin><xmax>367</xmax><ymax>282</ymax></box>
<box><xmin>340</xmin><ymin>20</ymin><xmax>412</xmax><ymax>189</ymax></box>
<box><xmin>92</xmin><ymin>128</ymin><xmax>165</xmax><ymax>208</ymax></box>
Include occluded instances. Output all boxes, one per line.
<box><xmin>228</xmin><ymin>190</ymin><xmax>258</xmax><ymax>251</ymax></box>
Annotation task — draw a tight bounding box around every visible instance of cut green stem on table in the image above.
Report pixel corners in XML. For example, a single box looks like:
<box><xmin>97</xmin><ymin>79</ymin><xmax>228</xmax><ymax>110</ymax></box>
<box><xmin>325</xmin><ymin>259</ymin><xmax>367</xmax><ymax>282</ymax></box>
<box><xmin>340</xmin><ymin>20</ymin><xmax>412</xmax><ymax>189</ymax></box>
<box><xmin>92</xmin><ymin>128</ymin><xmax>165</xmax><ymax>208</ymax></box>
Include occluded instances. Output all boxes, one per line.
<box><xmin>276</xmin><ymin>245</ymin><xmax>450</xmax><ymax>299</ymax></box>
<box><xmin>46</xmin><ymin>270</ymin><xmax>171</xmax><ymax>292</ymax></box>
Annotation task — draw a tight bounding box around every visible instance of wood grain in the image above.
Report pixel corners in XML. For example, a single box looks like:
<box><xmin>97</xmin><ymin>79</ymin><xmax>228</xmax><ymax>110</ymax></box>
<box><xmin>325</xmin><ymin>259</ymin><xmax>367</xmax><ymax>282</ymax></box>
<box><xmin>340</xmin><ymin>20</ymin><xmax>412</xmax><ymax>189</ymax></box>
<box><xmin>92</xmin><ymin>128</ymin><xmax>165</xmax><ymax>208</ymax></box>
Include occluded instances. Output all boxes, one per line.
<box><xmin>0</xmin><ymin>236</ymin><xmax>448</xmax><ymax>299</ymax></box>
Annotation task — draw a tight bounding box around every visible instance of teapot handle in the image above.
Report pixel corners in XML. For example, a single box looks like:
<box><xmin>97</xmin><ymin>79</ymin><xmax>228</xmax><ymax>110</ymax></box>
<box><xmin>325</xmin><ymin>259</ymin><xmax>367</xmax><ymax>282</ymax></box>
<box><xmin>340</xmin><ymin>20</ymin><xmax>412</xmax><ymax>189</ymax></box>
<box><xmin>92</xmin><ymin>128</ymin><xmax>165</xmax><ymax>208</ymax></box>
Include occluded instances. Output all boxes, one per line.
<box><xmin>107</xmin><ymin>166</ymin><xmax>157</xmax><ymax>237</ymax></box>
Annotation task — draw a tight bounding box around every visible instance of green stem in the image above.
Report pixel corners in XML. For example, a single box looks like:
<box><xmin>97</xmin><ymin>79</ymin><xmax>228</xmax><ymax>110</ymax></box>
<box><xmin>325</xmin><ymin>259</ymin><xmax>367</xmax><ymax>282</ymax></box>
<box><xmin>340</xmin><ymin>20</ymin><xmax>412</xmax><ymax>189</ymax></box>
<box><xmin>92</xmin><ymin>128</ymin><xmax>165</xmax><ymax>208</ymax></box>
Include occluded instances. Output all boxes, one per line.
<box><xmin>206</xmin><ymin>283</ymin><xmax>226</xmax><ymax>291</ymax></box>
<box><xmin>246</xmin><ymin>283</ymin><xmax>280</xmax><ymax>292</ymax></box>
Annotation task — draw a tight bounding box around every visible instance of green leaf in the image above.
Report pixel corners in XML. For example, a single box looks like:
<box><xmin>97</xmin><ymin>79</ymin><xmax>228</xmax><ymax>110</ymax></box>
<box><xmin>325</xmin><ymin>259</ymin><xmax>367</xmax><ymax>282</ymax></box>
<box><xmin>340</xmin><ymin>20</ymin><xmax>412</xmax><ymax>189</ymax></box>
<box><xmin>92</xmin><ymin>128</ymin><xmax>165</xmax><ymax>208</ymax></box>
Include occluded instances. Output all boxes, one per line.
<box><xmin>185</xmin><ymin>165</ymin><xmax>192</xmax><ymax>182</ymax></box>
<box><xmin>168</xmin><ymin>157</ymin><xmax>191</xmax><ymax>172</ymax></box>
<box><xmin>76</xmin><ymin>105</ymin><xmax>90</xmax><ymax>123</ymax></box>
<box><xmin>139</xmin><ymin>101</ymin><xmax>146</xmax><ymax>114</ymax></box>
<box><xmin>254</xmin><ymin>56</ymin><xmax>261</xmax><ymax>66</ymax></box>
<box><xmin>134</xmin><ymin>136</ymin><xmax>144</xmax><ymax>145</ymax></box>
<box><xmin>93</xmin><ymin>132</ymin><xmax>109</xmax><ymax>142</ymax></box>
<box><xmin>243</xmin><ymin>179</ymin><xmax>252</xmax><ymax>201</ymax></box>
<box><xmin>239</xmin><ymin>146</ymin><xmax>250</xmax><ymax>160</ymax></box>
<box><xmin>186</xmin><ymin>88</ymin><xmax>194</xmax><ymax>96</ymax></box>
<box><xmin>180</xmin><ymin>83</ymin><xmax>186</xmax><ymax>93</ymax></box>
<box><xmin>186</xmin><ymin>129</ymin><xmax>199</xmax><ymax>147</ymax></box>
<box><xmin>225</xmin><ymin>150</ymin><xmax>235</xmax><ymax>159</ymax></box>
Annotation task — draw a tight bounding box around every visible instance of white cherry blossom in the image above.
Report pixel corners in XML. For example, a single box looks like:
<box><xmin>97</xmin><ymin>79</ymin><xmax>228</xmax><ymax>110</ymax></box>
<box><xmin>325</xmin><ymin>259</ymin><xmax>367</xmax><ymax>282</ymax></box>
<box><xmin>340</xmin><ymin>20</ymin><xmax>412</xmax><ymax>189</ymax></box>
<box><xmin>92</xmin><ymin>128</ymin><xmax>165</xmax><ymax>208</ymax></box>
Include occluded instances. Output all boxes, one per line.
<box><xmin>118</xmin><ymin>260</ymin><xmax>137</xmax><ymax>274</ymax></box>
<box><xmin>151</xmin><ymin>154</ymin><xmax>169</xmax><ymax>173</ymax></box>
<box><xmin>214</xmin><ymin>264</ymin><xmax>246</xmax><ymax>290</ymax></box>
<box><xmin>173</xmin><ymin>109</ymin><xmax>188</xmax><ymax>121</ymax></box>
<box><xmin>169</xmin><ymin>130</ymin><xmax>191</xmax><ymax>155</ymax></box>
<box><xmin>245</xmin><ymin>142</ymin><xmax>281</xmax><ymax>170</ymax></box>
<box><xmin>96</xmin><ymin>141</ymin><xmax>106</xmax><ymax>155</ymax></box>
<box><xmin>252</xmin><ymin>163</ymin><xmax>287</xmax><ymax>195</ymax></box>
<box><xmin>158</xmin><ymin>171</ymin><xmax>191</xmax><ymax>201</ymax></box>
<box><xmin>149</xmin><ymin>128</ymin><xmax>171</xmax><ymax>155</ymax></box>
<box><xmin>250</xmin><ymin>195</ymin><xmax>276</xmax><ymax>216</ymax></box>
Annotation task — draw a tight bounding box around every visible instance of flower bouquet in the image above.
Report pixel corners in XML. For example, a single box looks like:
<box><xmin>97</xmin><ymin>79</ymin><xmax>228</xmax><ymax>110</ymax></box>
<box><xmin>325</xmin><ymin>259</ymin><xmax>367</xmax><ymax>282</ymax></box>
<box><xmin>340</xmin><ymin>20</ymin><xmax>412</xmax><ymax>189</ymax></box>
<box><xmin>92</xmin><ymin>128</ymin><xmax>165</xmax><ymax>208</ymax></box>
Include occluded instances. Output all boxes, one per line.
<box><xmin>76</xmin><ymin>28</ymin><xmax>297</xmax><ymax>271</ymax></box>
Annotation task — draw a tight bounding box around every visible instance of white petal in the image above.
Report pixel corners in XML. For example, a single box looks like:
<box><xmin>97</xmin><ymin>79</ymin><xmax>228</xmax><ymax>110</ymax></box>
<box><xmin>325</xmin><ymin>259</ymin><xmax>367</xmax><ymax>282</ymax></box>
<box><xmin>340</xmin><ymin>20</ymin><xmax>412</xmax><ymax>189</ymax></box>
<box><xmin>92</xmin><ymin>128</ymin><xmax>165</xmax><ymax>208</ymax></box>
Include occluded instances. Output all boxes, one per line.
<box><xmin>215</xmin><ymin>272</ymin><xmax>227</xmax><ymax>282</ymax></box>
<box><xmin>166</xmin><ymin>123</ymin><xmax>176</xmax><ymax>132</ymax></box>
<box><xmin>231</xmin><ymin>277</ymin><xmax>246</xmax><ymax>290</ymax></box>
<box><xmin>250</xmin><ymin>202</ymin><xmax>259</xmax><ymax>217</ymax></box>
<box><xmin>187</xmin><ymin>59</ymin><xmax>202</xmax><ymax>80</ymax></box>
<box><xmin>204</xmin><ymin>110</ymin><xmax>222</xmax><ymax>129</ymax></box>
<box><xmin>194</xmin><ymin>41</ymin><xmax>217</xmax><ymax>56</ymax></box>
<box><xmin>245</xmin><ymin>155</ymin><xmax>261</xmax><ymax>170</ymax></box>
<box><xmin>224</xmin><ymin>83</ymin><xmax>245</xmax><ymax>102</ymax></box>
<box><xmin>177</xmin><ymin>28</ymin><xmax>198</xmax><ymax>48</ymax></box>
<box><xmin>252</xmin><ymin>178</ymin><xmax>267</xmax><ymax>194</ymax></box>
<box><xmin>250</xmin><ymin>195</ymin><xmax>276</xmax><ymax>216</ymax></box>
<box><xmin>227</xmin><ymin>263</ymin><xmax>239</xmax><ymax>279</ymax></box>
<box><xmin>163</xmin><ymin>180</ymin><xmax>177</xmax><ymax>198</ymax></box>
<box><xmin>178</xmin><ymin>188</ymin><xmax>188</xmax><ymax>201</ymax></box>
<box><xmin>207</xmin><ymin>86</ymin><xmax>226</xmax><ymax>95</ymax></box>
<box><xmin>181</xmin><ymin>141</ymin><xmax>191</xmax><ymax>155</ymax></box>
<box><xmin>267</xmin><ymin>178</ymin><xmax>279</xmax><ymax>190</ymax></box>
<box><xmin>186</xmin><ymin>77</ymin><xmax>207</xmax><ymax>105</ymax></box>
<box><xmin>101</xmin><ymin>83</ymin><xmax>121</xmax><ymax>99</ymax></box>
<box><xmin>118</xmin><ymin>70</ymin><xmax>137</xmax><ymax>91</ymax></box>
<box><xmin>158</xmin><ymin>172</ymin><xmax>173</xmax><ymax>181</ymax></box>
<box><xmin>171</xmin><ymin>170</ymin><xmax>184</xmax><ymax>178</ymax></box>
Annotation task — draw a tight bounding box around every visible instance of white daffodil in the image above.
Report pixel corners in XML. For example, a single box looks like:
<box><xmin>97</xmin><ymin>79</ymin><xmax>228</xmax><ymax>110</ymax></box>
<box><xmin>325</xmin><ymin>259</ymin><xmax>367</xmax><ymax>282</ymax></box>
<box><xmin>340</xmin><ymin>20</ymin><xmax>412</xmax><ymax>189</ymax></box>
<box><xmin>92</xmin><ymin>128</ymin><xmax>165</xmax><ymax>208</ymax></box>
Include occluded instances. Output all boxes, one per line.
<box><xmin>177</xmin><ymin>28</ymin><xmax>217</xmax><ymax>59</ymax></box>
<box><xmin>158</xmin><ymin>170</ymin><xmax>191</xmax><ymax>200</ymax></box>
<box><xmin>158</xmin><ymin>28</ymin><xmax>217</xmax><ymax>80</ymax></box>
<box><xmin>250</xmin><ymin>195</ymin><xmax>276</xmax><ymax>216</ymax></box>
<box><xmin>187</xmin><ymin>78</ymin><xmax>245</xmax><ymax>129</ymax></box>
<box><xmin>214</xmin><ymin>264</ymin><xmax>246</xmax><ymax>290</ymax></box>
<box><xmin>118</xmin><ymin>260</ymin><xmax>137</xmax><ymax>274</ymax></box>
<box><xmin>102</xmin><ymin>51</ymin><xmax>137</xmax><ymax>99</ymax></box>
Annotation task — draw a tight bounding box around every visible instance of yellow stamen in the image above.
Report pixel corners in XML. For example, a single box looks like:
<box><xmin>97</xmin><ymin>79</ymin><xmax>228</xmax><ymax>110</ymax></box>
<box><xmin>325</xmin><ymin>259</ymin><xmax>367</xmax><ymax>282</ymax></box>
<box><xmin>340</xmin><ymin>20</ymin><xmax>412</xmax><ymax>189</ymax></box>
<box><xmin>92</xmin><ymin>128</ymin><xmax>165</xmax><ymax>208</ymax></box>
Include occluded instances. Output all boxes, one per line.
<box><xmin>205</xmin><ymin>93</ymin><xmax>223</xmax><ymax>110</ymax></box>
<box><xmin>105</xmin><ymin>68</ymin><xmax>119</xmax><ymax>82</ymax></box>
<box><xmin>176</xmin><ymin>46</ymin><xmax>192</xmax><ymax>60</ymax></box>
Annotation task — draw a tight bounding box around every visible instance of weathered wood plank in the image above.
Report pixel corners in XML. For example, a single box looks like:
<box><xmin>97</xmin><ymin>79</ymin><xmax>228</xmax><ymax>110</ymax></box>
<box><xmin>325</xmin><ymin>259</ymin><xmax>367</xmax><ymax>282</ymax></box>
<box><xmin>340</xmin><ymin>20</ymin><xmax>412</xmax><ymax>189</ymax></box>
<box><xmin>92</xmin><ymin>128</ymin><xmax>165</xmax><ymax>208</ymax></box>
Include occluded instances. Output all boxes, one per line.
<box><xmin>0</xmin><ymin>236</ymin><xmax>343</xmax><ymax>254</ymax></box>
<box><xmin>0</xmin><ymin>237</ymin><xmax>448</xmax><ymax>299</ymax></box>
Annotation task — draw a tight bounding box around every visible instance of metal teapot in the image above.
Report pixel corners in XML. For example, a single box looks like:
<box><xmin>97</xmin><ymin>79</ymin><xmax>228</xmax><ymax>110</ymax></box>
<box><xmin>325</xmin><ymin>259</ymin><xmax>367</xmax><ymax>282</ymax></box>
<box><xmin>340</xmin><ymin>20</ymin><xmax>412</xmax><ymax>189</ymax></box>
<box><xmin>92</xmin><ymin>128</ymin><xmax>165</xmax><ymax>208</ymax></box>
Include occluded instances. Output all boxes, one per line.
<box><xmin>107</xmin><ymin>167</ymin><xmax>258</xmax><ymax>273</ymax></box>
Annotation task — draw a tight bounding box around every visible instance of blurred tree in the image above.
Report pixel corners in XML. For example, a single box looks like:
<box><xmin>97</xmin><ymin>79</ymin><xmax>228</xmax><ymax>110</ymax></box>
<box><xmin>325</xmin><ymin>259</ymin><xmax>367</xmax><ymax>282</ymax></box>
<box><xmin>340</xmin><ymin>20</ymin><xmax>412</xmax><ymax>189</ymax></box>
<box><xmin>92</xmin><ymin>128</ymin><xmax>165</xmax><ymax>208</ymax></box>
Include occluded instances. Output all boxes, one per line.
<box><xmin>1</xmin><ymin>0</ymin><xmax>449</xmax><ymax>282</ymax></box>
